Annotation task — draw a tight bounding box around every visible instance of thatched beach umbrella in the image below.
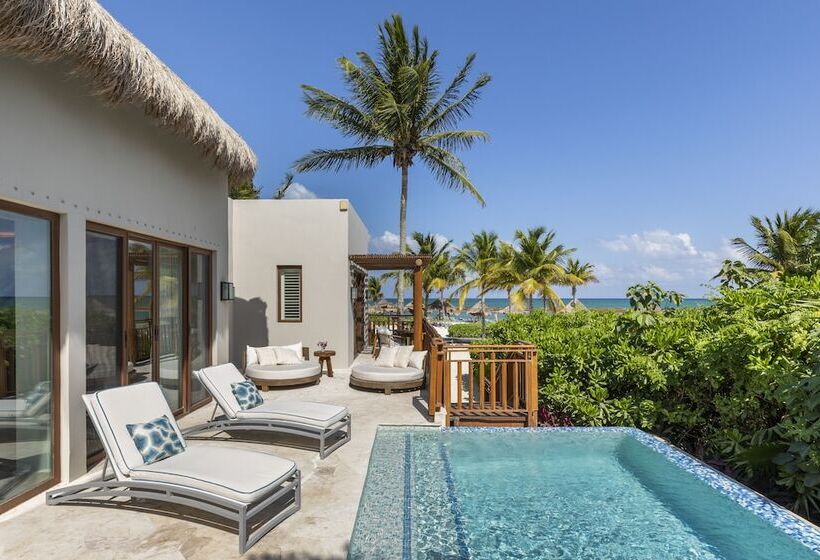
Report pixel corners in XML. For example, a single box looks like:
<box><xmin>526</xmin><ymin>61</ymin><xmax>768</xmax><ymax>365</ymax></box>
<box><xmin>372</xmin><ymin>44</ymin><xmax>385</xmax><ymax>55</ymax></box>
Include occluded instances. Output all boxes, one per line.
<box><xmin>558</xmin><ymin>299</ymin><xmax>587</xmax><ymax>313</ymax></box>
<box><xmin>430</xmin><ymin>299</ymin><xmax>456</xmax><ymax>316</ymax></box>
<box><xmin>467</xmin><ymin>301</ymin><xmax>491</xmax><ymax>317</ymax></box>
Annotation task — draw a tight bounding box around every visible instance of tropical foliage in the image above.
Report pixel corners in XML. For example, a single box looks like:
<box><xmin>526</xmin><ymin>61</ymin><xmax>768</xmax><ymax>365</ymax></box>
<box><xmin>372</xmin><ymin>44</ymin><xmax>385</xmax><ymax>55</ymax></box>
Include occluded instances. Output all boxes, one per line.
<box><xmin>365</xmin><ymin>276</ymin><xmax>383</xmax><ymax>303</ymax></box>
<box><xmin>732</xmin><ymin>207</ymin><xmax>819</xmax><ymax>278</ymax></box>
<box><xmin>228</xmin><ymin>182</ymin><xmax>261</xmax><ymax>199</ymax></box>
<box><xmin>489</xmin><ymin>274</ymin><xmax>820</xmax><ymax>520</ymax></box>
<box><xmin>295</xmin><ymin>14</ymin><xmax>491</xmax><ymax>309</ymax></box>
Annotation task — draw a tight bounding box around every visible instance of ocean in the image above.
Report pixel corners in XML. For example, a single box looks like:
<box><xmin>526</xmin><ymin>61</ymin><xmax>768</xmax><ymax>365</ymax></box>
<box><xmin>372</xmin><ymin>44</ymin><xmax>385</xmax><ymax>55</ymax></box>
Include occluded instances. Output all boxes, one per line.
<box><xmin>382</xmin><ymin>296</ymin><xmax>710</xmax><ymax>322</ymax></box>
<box><xmin>386</xmin><ymin>297</ymin><xmax>710</xmax><ymax>310</ymax></box>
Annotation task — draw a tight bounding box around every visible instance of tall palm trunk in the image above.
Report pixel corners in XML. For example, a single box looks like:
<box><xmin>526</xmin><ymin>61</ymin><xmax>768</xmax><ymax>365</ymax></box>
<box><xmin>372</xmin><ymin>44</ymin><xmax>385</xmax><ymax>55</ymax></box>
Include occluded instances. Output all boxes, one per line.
<box><xmin>572</xmin><ymin>285</ymin><xmax>577</xmax><ymax>303</ymax></box>
<box><xmin>480</xmin><ymin>290</ymin><xmax>486</xmax><ymax>337</ymax></box>
<box><xmin>397</xmin><ymin>165</ymin><xmax>409</xmax><ymax>311</ymax></box>
<box><xmin>439</xmin><ymin>288</ymin><xmax>446</xmax><ymax>319</ymax></box>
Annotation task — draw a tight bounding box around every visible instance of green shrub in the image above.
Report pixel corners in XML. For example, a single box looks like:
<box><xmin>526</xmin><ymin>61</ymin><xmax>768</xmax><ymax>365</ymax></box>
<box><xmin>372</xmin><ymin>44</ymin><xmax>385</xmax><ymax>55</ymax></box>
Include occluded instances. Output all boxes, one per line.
<box><xmin>488</xmin><ymin>275</ymin><xmax>820</xmax><ymax>519</ymax></box>
<box><xmin>447</xmin><ymin>322</ymin><xmax>484</xmax><ymax>338</ymax></box>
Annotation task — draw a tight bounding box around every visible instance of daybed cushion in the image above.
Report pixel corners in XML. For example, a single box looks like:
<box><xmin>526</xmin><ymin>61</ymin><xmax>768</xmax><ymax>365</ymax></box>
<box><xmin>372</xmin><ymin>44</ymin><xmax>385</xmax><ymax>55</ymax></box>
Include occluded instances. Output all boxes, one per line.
<box><xmin>84</xmin><ymin>382</ymin><xmax>187</xmax><ymax>476</ymax></box>
<box><xmin>245</xmin><ymin>363</ymin><xmax>321</xmax><ymax>382</ymax></box>
<box><xmin>130</xmin><ymin>444</ymin><xmax>296</xmax><ymax>503</ymax></box>
<box><xmin>236</xmin><ymin>401</ymin><xmax>349</xmax><ymax>428</ymax></box>
<box><xmin>350</xmin><ymin>364</ymin><xmax>424</xmax><ymax>383</ymax></box>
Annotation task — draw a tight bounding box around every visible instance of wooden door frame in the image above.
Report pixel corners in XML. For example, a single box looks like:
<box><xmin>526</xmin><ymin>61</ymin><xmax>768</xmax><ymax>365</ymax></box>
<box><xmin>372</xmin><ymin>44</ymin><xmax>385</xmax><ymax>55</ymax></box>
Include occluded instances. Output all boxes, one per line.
<box><xmin>0</xmin><ymin>199</ymin><xmax>61</xmax><ymax>515</ymax></box>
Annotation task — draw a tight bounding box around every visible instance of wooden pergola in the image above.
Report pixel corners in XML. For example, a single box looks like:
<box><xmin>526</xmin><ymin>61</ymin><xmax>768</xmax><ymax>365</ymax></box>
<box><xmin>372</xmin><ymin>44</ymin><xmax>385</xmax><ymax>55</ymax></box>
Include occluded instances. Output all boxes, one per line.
<box><xmin>350</xmin><ymin>254</ymin><xmax>431</xmax><ymax>350</ymax></box>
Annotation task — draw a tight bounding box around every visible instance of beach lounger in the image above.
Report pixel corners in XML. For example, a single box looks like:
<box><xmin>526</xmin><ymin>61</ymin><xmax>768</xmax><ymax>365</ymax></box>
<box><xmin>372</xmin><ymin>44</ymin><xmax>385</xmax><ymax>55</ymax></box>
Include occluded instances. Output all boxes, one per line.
<box><xmin>46</xmin><ymin>382</ymin><xmax>300</xmax><ymax>553</ymax></box>
<box><xmin>185</xmin><ymin>363</ymin><xmax>351</xmax><ymax>459</ymax></box>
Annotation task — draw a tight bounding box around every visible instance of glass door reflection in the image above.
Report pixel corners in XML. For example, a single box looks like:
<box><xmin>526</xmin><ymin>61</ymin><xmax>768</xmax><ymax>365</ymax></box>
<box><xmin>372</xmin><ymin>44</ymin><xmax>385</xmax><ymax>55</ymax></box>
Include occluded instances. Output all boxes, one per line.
<box><xmin>158</xmin><ymin>245</ymin><xmax>184</xmax><ymax>411</ymax></box>
<box><xmin>127</xmin><ymin>240</ymin><xmax>153</xmax><ymax>385</ymax></box>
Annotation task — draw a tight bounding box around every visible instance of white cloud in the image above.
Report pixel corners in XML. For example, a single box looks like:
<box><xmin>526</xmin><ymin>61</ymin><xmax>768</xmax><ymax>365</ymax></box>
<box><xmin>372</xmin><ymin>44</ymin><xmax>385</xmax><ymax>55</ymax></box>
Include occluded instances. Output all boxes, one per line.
<box><xmin>601</xmin><ymin>230</ymin><xmax>699</xmax><ymax>257</ymax></box>
<box><xmin>369</xmin><ymin>230</ymin><xmax>453</xmax><ymax>254</ymax></box>
<box><xmin>370</xmin><ymin>230</ymin><xmax>402</xmax><ymax>253</ymax></box>
<box><xmin>282</xmin><ymin>182</ymin><xmax>317</xmax><ymax>200</ymax></box>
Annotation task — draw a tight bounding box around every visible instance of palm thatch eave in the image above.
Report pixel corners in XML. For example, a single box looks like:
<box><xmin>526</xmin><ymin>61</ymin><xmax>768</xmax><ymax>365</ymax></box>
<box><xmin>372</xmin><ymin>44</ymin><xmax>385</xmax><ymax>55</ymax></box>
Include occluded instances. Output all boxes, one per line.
<box><xmin>0</xmin><ymin>0</ymin><xmax>257</xmax><ymax>186</ymax></box>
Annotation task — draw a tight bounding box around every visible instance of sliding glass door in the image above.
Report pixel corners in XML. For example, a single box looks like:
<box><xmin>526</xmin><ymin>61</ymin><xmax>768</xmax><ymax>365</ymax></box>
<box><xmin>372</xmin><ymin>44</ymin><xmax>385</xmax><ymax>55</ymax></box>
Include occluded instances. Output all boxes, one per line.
<box><xmin>86</xmin><ymin>225</ymin><xmax>212</xmax><ymax>463</ymax></box>
<box><xmin>158</xmin><ymin>245</ymin><xmax>184</xmax><ymax>411</ymax></box>
<box><xmin>86</xmin><ymin>231</ymin><xmax>123</xmax><ymax>459</ymax></box>
<box><xmin>188</xmin><ymin>251</ymin><xmax>211</xmax><ymax>407</ymax></box>
<box><xmin>0</xmin><ymin>202</ymin><xmax>58</xmax><ymax>514</ymax></box>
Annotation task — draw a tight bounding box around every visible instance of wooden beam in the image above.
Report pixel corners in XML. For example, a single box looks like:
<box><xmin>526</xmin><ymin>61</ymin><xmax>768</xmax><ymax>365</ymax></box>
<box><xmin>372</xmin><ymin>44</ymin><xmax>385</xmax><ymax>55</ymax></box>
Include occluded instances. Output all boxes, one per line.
<box><xmin>413</xmin><ymin>264</ymin><xmax>423</xmax><ymax>350</ymax></box>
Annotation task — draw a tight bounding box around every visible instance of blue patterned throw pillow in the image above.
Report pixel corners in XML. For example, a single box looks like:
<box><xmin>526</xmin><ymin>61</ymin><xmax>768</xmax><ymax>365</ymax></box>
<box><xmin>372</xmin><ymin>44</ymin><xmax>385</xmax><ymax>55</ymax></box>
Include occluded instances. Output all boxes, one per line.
<box><xmin>126</xmin><ymin>415</ymin><xmax>185</xmax><ymax>465</ymax></box>
<box><xmin>231</xmin><ymin>380</ymin><xmax>264</xmax><ymax>410</ymax></box>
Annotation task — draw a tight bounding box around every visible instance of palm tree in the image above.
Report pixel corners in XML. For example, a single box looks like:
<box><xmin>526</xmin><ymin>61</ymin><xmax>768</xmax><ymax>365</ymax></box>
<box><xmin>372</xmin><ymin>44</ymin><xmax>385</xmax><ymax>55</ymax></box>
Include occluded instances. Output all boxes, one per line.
<box><xmin>411</xmin><ymin>232</ymin><xmax>451</xmax><ymax>306</ymax></box>
<box><xmin>455</xmin><ymin>231</ymin><xmax>499</xmax><ymax>335</ymax></box>
<box><xmin>294</xmin><ymin>14</ymin><xmax>491</xmax><ymax>310</ymax></box>
<box><xmin>484</xmin><ymin>242</ymin><xmax>523</xmax><ymax>312</ymax></box>
<box><xmin>562</xmin><ymin>259</ymin><xmax>598</xmax><ymax>303</ymax></box>
<box><xmin>429</xmin><ymin>254</ymin><xmax>465</xmax><ymax>319</ymax></box>
<box><xmin>511</xmin><ymin>227</ymin><xmax>573</xmax><ymax>313</ymax></box>
<box><xmin>365</xmin><ymin>276</ymin><xmax>384</xmax><ymax>303</ymax></box>
<box><xmin>731</xmin><ymin>208</ymin><xmax>820</xmax><ymax>277</ymax></box>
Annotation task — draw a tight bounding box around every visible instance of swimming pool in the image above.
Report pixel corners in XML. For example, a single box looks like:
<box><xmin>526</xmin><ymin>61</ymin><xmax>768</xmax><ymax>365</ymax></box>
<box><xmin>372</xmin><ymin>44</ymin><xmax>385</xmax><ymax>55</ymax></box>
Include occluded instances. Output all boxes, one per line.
<box><xmin>348</xmin><ymin>427</ymin><xmax>820</xmax><ymax>559</ymax></box>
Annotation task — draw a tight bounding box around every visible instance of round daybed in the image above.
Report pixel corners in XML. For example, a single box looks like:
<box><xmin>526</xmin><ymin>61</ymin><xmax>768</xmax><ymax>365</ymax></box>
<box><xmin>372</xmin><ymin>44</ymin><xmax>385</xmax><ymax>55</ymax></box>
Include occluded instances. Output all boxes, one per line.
<box><xmin>349</xmin><ymin>364</ymin><xmax>424</xmax><ymax>395</ymax></box>
<box><xmin>245</xmin><ymin>363</ymin><xmax>322</xmax><ymax>390</ymax></box>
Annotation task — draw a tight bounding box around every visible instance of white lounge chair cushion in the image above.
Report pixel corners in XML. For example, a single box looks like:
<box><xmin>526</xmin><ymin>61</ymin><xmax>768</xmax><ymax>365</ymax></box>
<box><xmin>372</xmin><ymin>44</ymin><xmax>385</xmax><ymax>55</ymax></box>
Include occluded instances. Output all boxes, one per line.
<box><xmin>408</xmin><ymin>350</ymin><xmax>427</xmax><ymax>370</ymax></box>
<box><xmin>351</xmin><ymin>364</ymin><xmax>424</xmax><ymax>383</ymax></box>
<box><xmin>85</xmin><ymin>383</ymin><xmax>187</xmax><ymax>475</ymax></box>
<box><xmin>236</xmin><ymin>400</ymin><xmax>349</xmax><ymax>428</ymax></box>
<box><xmin>130</xmin><ymin>444</ymin><xmax>296</xmax><ymax>503</ymax></box>
<box><xmin>196</xmin><ymin>363</ymin><xmax>246</xmax><ymax>418</ymax></box>
<box><xmin>245</xmin><ymin>363</ymin><xmax>321</xmax><ymax>382</ymax></box>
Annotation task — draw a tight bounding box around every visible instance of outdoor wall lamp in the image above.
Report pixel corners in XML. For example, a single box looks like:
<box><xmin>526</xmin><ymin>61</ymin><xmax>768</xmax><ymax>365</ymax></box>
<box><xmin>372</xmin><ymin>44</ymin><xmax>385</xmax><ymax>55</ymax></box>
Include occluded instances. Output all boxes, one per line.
<box><xmin>220</xmin><ymin>281</ymin><xmax>235</xmax><ymax>301</ymax></box>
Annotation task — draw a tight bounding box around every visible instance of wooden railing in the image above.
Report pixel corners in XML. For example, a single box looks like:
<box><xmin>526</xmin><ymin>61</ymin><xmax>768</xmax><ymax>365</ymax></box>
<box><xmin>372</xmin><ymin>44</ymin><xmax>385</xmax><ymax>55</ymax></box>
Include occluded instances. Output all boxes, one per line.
<box><xmin>424</xmin><ymin>319</ymin><xmax>538</xmax><ymax>427</ymax></box>
<box><xmin>367</xmin><ymin>313</ymin><xmax>414</xmax><ymax>347</ymax></box>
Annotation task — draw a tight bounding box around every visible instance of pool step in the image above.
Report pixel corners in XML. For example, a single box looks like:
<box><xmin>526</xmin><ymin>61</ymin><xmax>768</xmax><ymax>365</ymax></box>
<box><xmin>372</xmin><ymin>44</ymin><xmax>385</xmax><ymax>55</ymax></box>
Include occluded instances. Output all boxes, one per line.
<box><xmin>449</xmin><ymin>409</ymin><xmax>530</xmax><ymax>427</ymax></box>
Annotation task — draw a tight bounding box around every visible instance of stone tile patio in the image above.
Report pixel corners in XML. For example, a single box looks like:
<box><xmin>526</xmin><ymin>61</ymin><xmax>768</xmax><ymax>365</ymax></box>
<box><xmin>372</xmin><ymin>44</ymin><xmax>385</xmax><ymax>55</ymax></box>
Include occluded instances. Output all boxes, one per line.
<box><xmin>0</xmin><ymin>363</ymin><xmax>434</xmax><ymax>559</ymax></box>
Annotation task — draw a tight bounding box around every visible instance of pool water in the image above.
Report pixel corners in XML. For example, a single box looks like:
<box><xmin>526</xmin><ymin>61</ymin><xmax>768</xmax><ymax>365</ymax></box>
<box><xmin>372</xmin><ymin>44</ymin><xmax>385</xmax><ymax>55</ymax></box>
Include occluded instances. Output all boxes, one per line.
<box><xmin>348</xmin><ymin>427</ymin><xmax>820</xmax><ymax>559</ymax></box>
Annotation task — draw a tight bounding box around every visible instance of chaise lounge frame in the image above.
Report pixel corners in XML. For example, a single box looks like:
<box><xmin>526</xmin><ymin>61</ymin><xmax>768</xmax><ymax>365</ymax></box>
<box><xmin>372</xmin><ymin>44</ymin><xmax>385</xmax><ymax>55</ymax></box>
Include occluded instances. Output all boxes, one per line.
<box><xmin>183</xmin><ymin>401</ymin><xmax>351</xmax><ymax>459</ymax></box>
<box><xmin>185</xmin><ymin>364</ymin><xmax>352</xmax><ymax>459</ymax></box>
<box><xmin>46</xmin><ymin>386</ymin><xmax>301</xmax><ymax>554</ymax></box>
<box><xmin>46</xmin><ymin>460</ymin><xmax>300</xmax><ymax>554</ymax></box>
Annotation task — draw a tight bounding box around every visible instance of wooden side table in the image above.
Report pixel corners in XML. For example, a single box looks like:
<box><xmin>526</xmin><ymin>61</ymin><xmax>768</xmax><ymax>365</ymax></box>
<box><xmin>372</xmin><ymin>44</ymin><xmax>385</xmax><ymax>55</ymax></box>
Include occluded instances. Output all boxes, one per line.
<box><xmin>314</xmin><ymin>350</ymin><xmax>336</xmax><ymax>377</ymax></box>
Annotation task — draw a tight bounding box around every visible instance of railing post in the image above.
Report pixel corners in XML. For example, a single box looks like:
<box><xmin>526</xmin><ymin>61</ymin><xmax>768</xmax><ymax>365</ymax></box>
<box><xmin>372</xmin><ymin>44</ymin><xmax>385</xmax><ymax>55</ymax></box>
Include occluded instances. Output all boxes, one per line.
<box><xmin>528</xmin><ymin>348</ymin><xmax>538</xmax><ymax>427</ymax></box>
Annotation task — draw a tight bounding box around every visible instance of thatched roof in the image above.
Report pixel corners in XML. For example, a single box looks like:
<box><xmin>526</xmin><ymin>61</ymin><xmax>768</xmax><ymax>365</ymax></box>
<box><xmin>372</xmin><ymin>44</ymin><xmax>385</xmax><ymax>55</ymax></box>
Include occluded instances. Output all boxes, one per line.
<box><xmin>0</xmin><ymin>0</ymin><xmax>256</xmax><ymax>186</ymax></box>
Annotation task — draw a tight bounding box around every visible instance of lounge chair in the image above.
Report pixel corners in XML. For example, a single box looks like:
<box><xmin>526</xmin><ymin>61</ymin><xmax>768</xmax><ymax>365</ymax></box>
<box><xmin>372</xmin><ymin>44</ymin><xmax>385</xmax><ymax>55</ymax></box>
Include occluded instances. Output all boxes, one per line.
<box><xmin>46</xmin><ymin>382</ymin><xmax>300</xmax><ymax>554</ymax></box>
<box><xmin>185</xmin><ymin>363</ymin><xmax>351</xmax><ymax>459</ymax></box>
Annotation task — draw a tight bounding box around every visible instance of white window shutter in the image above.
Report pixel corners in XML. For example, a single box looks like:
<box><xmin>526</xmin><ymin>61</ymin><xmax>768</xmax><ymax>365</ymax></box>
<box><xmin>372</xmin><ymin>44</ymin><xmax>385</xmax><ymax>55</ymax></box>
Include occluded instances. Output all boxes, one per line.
<box><xmin>279</xmin><ymin>267</ymin><xmax>302</xmax><ymax>321</ymax></box>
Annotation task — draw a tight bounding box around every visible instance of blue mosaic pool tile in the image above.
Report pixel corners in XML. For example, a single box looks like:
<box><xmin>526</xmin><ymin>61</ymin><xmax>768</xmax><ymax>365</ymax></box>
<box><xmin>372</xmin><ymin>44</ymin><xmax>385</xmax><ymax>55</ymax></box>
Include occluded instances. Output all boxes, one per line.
<box><xmin>438</xmin><ymin>441</ymin><xmax>471</xmax><ymax>560</ymax></box>
<box><xmin>443</xmin><ymin>426</ymin><xmax>820</xmax><ymax>555</ymax></box>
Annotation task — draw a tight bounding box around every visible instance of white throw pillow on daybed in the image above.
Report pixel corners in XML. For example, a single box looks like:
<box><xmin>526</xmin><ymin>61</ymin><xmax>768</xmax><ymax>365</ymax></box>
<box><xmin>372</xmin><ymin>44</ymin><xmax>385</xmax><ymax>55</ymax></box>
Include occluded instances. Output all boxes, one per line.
<box><xmin>273</xmin><ymin>342</ymin><xmax>303</xmax><ymax>364</ymax></box>
<box><xmin>255</xmin><ymin>346</ymin><xmax>278</xmax><ymax>366</ymax></box>
<box><xmin>375</xmin><ymin>346</ymin><xmax>399</xmax><ymax>367</ymax></box>
<box><xmin>246</xmin><ymin>345</ymin><xmax>259</xmax><ymax>366</ymax></box>
<box><xmin>275</xmin><ymin>347</ymin><xmax>303</xmax><ymax>365</ymax></box>
<box><xmin>408</xmin><ymin>350</ymin><xmax>427</xmax><ymax>370</ymax></box>
<box><xmin>394</xmin><ymin>345</ymin><xmax>414</xmax><ymax>368</ymax></box>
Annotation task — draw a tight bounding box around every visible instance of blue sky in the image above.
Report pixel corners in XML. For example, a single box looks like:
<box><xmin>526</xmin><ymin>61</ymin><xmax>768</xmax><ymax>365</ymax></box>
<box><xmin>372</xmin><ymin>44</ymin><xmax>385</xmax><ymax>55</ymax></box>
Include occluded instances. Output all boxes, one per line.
<box><xmin>102</xmin><ymin>1</ymin><xmax>820</xmax><ymax>298</ymax></box>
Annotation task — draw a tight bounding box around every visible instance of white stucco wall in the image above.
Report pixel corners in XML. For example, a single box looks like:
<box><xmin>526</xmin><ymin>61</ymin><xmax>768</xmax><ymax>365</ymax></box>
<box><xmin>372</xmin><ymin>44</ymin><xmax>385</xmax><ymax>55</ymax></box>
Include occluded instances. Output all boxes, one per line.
<box><xmin>0</xmin><ymin>56</ymin><xmax>232</xmax><ymax>481</ymax></box>
<box><xmin>230</xmin><ymin>199</ymin><xmax>369</xmax><ymax>369</ymax></box>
